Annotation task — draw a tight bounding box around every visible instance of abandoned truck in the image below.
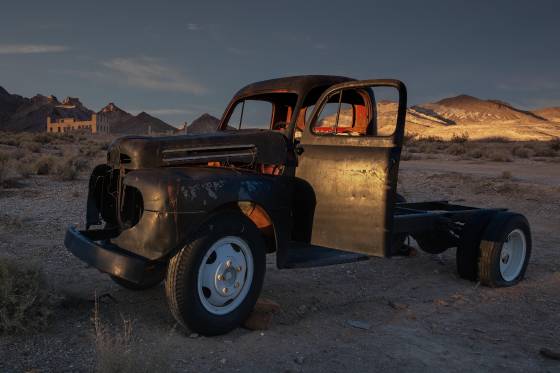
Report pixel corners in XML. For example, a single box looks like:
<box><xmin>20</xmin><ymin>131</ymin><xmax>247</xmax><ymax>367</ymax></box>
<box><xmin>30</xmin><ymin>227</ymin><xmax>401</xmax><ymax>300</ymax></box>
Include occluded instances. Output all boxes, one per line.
<box><xmin>65</xmin><ymin>76</ymin><xmax>531</xmax><ymax>335</ymax></box>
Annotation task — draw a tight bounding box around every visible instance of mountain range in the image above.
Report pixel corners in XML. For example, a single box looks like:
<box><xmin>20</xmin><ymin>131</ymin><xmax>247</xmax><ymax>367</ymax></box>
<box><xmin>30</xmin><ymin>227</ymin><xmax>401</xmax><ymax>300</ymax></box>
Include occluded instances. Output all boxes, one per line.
<box><xmin>1</xmin><ymin>85</ymin><xmax>559</xmax><ymax>140</ymax></box>
<box><xmin>0</xmin><ymin>86</ymin><xmax>176</xmax><ymax>134</ymax></box>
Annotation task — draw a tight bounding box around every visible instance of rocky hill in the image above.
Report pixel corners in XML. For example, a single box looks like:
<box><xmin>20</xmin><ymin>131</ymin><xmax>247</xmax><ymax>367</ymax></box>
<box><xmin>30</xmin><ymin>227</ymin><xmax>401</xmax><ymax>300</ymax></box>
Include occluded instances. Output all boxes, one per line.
<box><xmin>97</xmin><ymin>103</ymin><xmax>176</xmax><ymax>134</ymax></box>
<box><xmin>0</xmin><ymin>87</ymin><xmax>93</xmax><ymax>132</ymax></box>
<box><xmin>532</xmin><ymin>107</ymin><xmax>560</xmax><ymax>122</ymax></box>
<box><xmin>0</xmin><ymin>86</ymin><xmax>176</xmax><ymax>134</ymax></box>
<box><xmin>186</xmin><ymin>113</ymin><xmax>221</xmax><ymax>133</ymax></box>
<box><xmin>413</xmin><ymin>95</ymin><xmax>546</xmax><ymax>124</ymax></box>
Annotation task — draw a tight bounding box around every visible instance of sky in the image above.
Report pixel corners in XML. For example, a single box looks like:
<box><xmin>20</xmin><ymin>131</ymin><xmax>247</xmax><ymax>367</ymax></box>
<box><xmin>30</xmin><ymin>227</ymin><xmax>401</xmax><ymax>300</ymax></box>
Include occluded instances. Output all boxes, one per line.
<box><xmin>1</xmin><ymin>0</ymin><xmax>559</xmax><ymax>127</ymax></box>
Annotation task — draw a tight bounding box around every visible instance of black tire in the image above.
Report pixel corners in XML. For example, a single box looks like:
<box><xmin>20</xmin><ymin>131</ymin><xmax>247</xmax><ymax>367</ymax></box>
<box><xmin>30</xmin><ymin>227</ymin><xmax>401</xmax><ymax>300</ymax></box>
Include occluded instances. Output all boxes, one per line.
<box><xmin>110</xmin><ymin>264</ymin><xmax>166</xmax><ymax>291</ymax></box>
<box><xmin>478</xmin><ymin>212</ymin><xmax>531</xmax><ymax>287</ymax></box>
<box><xmin>165</xmin><ymin>210</ymin><xmax>266</xmax><ymax>335</ymax></box>
<box><xmin>456</xmin><ymin>211</ymin><xmax>497</xmax><ymax>281</ymax></box>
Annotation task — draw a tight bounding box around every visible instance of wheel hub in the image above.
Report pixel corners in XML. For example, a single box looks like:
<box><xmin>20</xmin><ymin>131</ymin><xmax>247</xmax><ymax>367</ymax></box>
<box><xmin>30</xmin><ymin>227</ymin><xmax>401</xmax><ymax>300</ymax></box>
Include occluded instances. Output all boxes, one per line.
<box><xmin>197</xmin><ymin>236</ymin><xmax>254</xmax><ymax>315</ymax></box>
<box><xmin>499</xmin><ymin>229</ymin><xmax>526</xmax><ymax>282</ymax></box>
<box><xmin>214</xmin><ymin>259</ymin><xmax>243</xmax><ymax>297</ymax></box>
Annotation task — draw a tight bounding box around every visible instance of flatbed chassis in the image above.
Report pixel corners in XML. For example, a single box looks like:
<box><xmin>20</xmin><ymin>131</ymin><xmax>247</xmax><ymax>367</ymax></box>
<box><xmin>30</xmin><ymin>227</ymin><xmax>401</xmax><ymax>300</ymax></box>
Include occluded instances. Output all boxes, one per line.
<box><xmin>394</xmin><ymin>201</ymin><xmax>506</xmax><ymax>234</ymax></box>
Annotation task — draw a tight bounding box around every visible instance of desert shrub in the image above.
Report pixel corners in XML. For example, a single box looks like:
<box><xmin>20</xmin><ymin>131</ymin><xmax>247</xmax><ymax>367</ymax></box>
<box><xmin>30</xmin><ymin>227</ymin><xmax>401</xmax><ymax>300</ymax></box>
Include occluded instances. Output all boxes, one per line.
<box><xmin>511</xmin><ymin>146</ymin><xmax>533</xmax><ymax>158</ymax></box>
<box><xmin>534</xmin><ymin>147</ymin><xmax>557</xmax><ymax>157</ymax></box>
<box><xmin>71</xmin><ymin>157</ymin><xmax>90</xmax><ymax>172</ymax></box>
<box><xmin>447</xmin><ymin>143</ymin><xmax>467</xmax><ymax>156</ymax></box>
<box><xmin>467</xmin><ymin>148</ymin><xmax>483</xmax><ymax>159</ymax></box>
<box><xmin>32</xmin><ymin>133</ymin><xmax>55</xmax><ymax>145</ymax></box>
<box><xmin>401</xmin><ymin>149</ymin><xmax>415</xmax><ymax>161</ymax></box>
<box><xmin>54</xmin><ymin>158</ymin><xmax>78</xmax><ymax>181</ymax></box>
<box><xmin>16</xmin><ymin>161</ymin><xmax>34</xmax><ymax>178</ymax></box>
<box><xmin>0</xmin><ymin>257</ymin><xmax>53</xmax><ymax>334</ymax></box>
<box><xmin>451</xmin><ymin>132</ymin><xmax>469</xmax><ymax>143</ymax></box>
<box><xmin>420</xmin><ymin>135</ymin><xmax>444</xmax><ymax>143</ymax></box>
<box><xmin>57</xmin><ymin>164</ymin><xmax>79</xmax><ymax>181</ymax></box>
<box><xmin>501</xmin><ymin>170</ymin><xmax>512</xmax><ymax>179</ymax></box>
<box><xmin>22</xmin><ymin>141</ymin><xmax>41</xmax><ymax>153</ymax></box>
<box><xmin>403</xmin><ymin>133</ymin><xmax>417</xmax><ymax>146</ymax></box>
<box><xmin>481</xmin><ymin>136</ymin><xmax>510</xmax><ymax>143</ymax></box>
<box><xmin>487</xmin><ymin>150</ymin><xmax>513</xmax><ymax>162</ymax></box>
<box><xmin>0</xmin><ymin>132</ymin><xmax>23</xmax><ymax>146</ymax></box>
<box><xmin>550</xmin><ymin>137</ymin><xmax>560</xmax><ymax>152</ymax></box>
<box><xmin>98</xmin><ymin>141</ymin><xmax>111</xmax><ymax>151</ymax></box>
<box><xmin>0</xmin><ymin>152</ymin><xmax>9</xmax><ymax>186</ymax></box>
<box><xmin>94</xmin><ymin>301</ymin><xmax>171</xmax><ymax>373</ymax></box>
<box><xmin>34</xmin><ymin>156</ymin><xmax>57</xmax><ymax>175</ymax></box>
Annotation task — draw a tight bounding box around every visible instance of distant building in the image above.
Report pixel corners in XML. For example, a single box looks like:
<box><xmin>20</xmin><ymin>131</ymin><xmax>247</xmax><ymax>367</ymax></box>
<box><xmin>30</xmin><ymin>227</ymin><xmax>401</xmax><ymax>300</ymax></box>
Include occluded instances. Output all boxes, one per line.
<box><xmin>47</xmin><ymin>113</ymin><xmax>98</xmax><ymax>133</ymax></box>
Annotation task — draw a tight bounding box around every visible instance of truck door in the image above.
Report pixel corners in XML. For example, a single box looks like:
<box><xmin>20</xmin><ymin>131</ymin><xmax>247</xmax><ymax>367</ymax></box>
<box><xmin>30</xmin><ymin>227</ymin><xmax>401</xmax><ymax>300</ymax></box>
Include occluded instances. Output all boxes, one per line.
<box><xmin>294</xmin><ymin>80</ymin><xmax>407</xmax><ymax>257</ymax></box>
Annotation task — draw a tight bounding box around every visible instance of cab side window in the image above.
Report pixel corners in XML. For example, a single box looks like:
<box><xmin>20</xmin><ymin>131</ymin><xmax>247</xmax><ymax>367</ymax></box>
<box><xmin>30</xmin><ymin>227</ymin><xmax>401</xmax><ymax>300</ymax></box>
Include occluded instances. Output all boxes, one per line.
<box><xmin>311</xmin><ymin>89</ymin><xmax>373</xmax><ymax>136</ymax></box>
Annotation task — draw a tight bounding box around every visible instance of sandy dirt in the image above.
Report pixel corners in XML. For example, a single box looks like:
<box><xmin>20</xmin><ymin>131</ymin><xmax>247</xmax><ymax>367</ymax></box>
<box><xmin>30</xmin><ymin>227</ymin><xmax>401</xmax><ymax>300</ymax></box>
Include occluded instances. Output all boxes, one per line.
<box><xmin>1</xmin><ymin>157</ymin><xmax>559</xmax><ymax>372</ymax></box>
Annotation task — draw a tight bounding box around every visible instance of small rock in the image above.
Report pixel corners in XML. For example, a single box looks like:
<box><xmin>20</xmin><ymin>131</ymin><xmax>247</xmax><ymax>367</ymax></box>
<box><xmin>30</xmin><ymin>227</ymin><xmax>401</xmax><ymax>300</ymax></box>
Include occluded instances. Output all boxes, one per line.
<box><xmin>434</xmin><ymin>299</ymin><xmax>449</xmax><ymax>306</ymax></box>
<box><xmin>219</xmin><ymin>358</ymin><xmax>227</xmax><ymax>365</ymax></box>
<box><xmin>388</xmin><ymin>301</ymin><xmax>408</xmax><ymax>310</ymax></box>
<box><xmin>432</xmin><ymin>254</ymin><xmax>445</xmax><ymax>265</ymax></box>
<box><xmin>540</xmin><ymin>348</ymin><xmax>560</xmax><ymax>360</ymax></box>
<box><xmin>243</xmin><ymin>297</ymin><xmax>281</xmax><ymax>331</ymax></box>
<box><xmin>294</xmin><ymin>356</ymin><xmax>305</xmax><ymax>365</ymax></box>
<box><xmin>189</xmin><ymin>333</ymin><xmax>199</xmax><ymax>339</ymax></box>
<box><xmin>346</xmin><ymin>319</ymin><xmax>371</xmax><ymax>330</ymax></box>
<box><xmin>254</xmin><ymin>298</ymin><xmax>281</xmax><ymax>313</ymax></box>
<box><xmin>243</xmin><ymin>311</ymin><xmax>273</xmax><ymax>331</ymax></box>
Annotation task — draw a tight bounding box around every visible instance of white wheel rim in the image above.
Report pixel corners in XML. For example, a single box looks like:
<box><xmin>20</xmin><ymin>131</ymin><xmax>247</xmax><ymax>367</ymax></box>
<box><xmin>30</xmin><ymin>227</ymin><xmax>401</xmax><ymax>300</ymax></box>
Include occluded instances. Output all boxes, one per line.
<box><xmin>197</xmin><ymin>236</ymin><xmax>254</xmax><ymax>315</ymax></box>
<box><xmin>499</xmin><ymin>229</ymin><xmax>526</xmax><ymax>282</ymax></box>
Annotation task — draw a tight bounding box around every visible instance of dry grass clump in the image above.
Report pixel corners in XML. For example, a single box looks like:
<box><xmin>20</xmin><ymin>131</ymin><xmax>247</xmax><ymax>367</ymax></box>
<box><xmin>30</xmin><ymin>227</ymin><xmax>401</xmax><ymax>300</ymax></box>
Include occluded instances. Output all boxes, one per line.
<box><xmin>34</xmin><ymin>155</ymin><xmax>57</xmax><ymax>175</ymax></box>
<box><xmin>446</xmin><ymin>143</ymin><xmax>467</xmax><ymax>156</ymax></box>
<box><xmin>500</xmin><ymin>170</ymin><xmax>513</xmax><ymax>179</ymax></box>
<box><xmin>0</xmin><ymin>152</ymin><xmax>8</xmax><ymax>186</ymax></box>
<box><xmin>511</xmin><ymin>146</ymin><xmax>534</xmax><ymax>158</ymax></box>
<box><xmin>22</xmin><ymin>141</ymin><xmax>41</xmax><ymax>153</ymax></box>
<box><xmin>451</xmin><ymin>132</ymin><xmax>469</xmax><ymax>143</ymax></box>
<box><xmin>487</xmin><ymin>149</ymin><xmax>513</xmax><ymax>162</ymax></box>
<box><xmin>93</xmin><ymin>300</ymin><xmax>171</xmax><ymax>373</ymax></box>
<box><xmin>550</xmin><ymin>137</ymin><xmax>560</xmax><ymax>152</ymax></box>
<box><xmin>0</xmin><ymin>257</ymin><xmax>53</xmax><ymax>334</ymax></box>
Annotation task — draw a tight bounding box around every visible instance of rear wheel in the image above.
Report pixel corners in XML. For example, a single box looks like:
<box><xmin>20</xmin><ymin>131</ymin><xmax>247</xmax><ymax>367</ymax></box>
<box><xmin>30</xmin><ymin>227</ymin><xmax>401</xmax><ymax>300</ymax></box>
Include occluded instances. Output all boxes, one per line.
<box><xmin>165</xmin><ymin>211</ymin><xmax>266</xmax><ymax>335</ymax></box>
<box><xmin>478</xmin><ymin>212</ymin><xmax>531</xmax><ymax>287</ymax></box>
<box><xmin>456</xmin><ymin>211</ymin><xmax>497</xmax><ymax>281</ymax></box>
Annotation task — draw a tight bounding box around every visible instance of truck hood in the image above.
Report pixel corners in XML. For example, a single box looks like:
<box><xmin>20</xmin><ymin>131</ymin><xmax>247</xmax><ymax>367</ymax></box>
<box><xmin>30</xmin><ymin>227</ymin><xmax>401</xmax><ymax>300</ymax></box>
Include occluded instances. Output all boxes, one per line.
<box><xmin>107</xmin><ymin>129</ymin><xmax>291</xmax><ymax>169</ymax></box>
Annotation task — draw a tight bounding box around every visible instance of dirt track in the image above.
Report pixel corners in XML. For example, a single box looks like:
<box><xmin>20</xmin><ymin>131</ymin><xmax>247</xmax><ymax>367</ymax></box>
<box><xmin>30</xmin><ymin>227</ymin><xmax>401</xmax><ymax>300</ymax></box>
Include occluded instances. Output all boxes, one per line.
<box><xmin>1</xmin><ymin>158</ymin><xmax>559</xmax><ymax>372</ymax></box>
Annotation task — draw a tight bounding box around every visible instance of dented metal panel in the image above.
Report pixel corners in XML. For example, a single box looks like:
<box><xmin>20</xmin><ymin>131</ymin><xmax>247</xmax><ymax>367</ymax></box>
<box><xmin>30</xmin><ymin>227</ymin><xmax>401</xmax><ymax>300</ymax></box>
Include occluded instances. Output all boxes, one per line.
<box><xmin>295</xmin><ymin>79</ymin><xmax>407</xmax><ymax>257</ymax></box>
<box><xmin>107</xmin><ymin>167</ymin><xmax>293</xmax><ymax>260</ymax></box>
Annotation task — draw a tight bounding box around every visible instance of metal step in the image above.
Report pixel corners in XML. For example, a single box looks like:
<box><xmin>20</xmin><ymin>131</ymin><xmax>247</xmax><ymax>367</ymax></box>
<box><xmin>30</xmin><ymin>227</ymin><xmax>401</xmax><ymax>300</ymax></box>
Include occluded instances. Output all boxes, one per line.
<box><xmin>283</xmin><ymin>242</ymin><xmax>369</xmax><ymax>269</ymax></box>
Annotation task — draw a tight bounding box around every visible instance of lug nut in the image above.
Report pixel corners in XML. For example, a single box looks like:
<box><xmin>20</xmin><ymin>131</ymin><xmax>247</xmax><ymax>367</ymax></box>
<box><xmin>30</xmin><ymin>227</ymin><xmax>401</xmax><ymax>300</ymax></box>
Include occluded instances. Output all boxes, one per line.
<box><xmin>226</xmin><ymin>260</ymin><xmax>232</xmax><ymax>268</ymax></box>
<box><xmin>236</xmin><ymin>266</ymin><xmax>242</xmax><ymax>272</ymax></box>
<box><xmin>234</xmin><ymin>282</ymin><xmax>240</xmax><ymax>288</ymax></box>
<box><xmin>223</xmin><ymin>287</ymin><xmax>229</xmax><ymax>294</ymax></box>
<box><xmin>217</xmin><ymin>274</ymin><xmax>225</xmax><ymax>281</ymax></box>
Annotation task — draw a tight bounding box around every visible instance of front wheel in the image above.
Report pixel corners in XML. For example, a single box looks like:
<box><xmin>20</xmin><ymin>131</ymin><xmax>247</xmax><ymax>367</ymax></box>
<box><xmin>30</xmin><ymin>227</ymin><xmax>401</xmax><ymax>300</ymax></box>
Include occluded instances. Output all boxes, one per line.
<box><xmin>165</xmin><ymin>211</ymin><xmax>266</xmax><ymax>335</ymax></box>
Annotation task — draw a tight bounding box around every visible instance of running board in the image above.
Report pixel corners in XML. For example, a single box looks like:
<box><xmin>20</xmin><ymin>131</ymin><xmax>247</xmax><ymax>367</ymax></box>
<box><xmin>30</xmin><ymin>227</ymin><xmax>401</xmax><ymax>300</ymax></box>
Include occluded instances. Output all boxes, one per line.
<box><xmin>283</xmin><ymin>242</ymin><xmax>369</xmax><ymax>269</ymax></box>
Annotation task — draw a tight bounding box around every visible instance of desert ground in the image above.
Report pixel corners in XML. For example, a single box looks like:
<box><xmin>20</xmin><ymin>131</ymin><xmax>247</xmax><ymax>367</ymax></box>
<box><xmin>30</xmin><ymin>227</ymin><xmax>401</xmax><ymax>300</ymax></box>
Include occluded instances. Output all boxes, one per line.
<box><xmin>1</xmin><ymin>133</ymin><xmax>559</xmax><ymax>372</ymax></box>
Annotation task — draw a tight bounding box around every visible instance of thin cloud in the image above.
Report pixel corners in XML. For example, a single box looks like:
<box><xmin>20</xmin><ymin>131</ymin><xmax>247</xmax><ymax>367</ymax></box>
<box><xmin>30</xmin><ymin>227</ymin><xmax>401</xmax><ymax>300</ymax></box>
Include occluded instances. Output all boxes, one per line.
<box><xmin>187</xmin><ymin>23</ymin><xmax>200</xmax><ymax>31</ymax></box>
<box><xmin>0</xmin><ymin>44</ymin><xmax>69</xmax><ymax>54</ymax></box>
<box><xmin>102</xmin><ymin>57</ymin><xmax>207</xmax><ymax>94</ymax></box>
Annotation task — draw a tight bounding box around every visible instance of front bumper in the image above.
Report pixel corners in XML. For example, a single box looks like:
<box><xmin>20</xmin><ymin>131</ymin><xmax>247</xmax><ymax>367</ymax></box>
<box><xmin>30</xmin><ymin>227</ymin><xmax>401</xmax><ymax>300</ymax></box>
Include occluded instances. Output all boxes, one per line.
<box><xmin>64</xmin><ymin>225</ymin><xmax>148</xmax><ymax>283</ymax></box>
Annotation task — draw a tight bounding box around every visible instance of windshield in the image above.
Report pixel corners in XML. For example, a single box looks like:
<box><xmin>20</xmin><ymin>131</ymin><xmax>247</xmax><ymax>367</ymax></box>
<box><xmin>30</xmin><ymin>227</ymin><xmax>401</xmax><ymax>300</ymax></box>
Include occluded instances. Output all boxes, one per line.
<box><xmin>224</xmin><ymin>93</ymin><xmax>298</xmax><ymax>131</ymax></box>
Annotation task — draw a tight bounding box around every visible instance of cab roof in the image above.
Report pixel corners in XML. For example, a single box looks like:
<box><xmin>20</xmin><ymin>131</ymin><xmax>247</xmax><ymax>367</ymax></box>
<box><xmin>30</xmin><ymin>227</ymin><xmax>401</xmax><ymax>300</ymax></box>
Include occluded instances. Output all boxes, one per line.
<box><xmin>233</xmin><ymin>75</ymin><xmax>354</xmax><ymax>99</ymax></box>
